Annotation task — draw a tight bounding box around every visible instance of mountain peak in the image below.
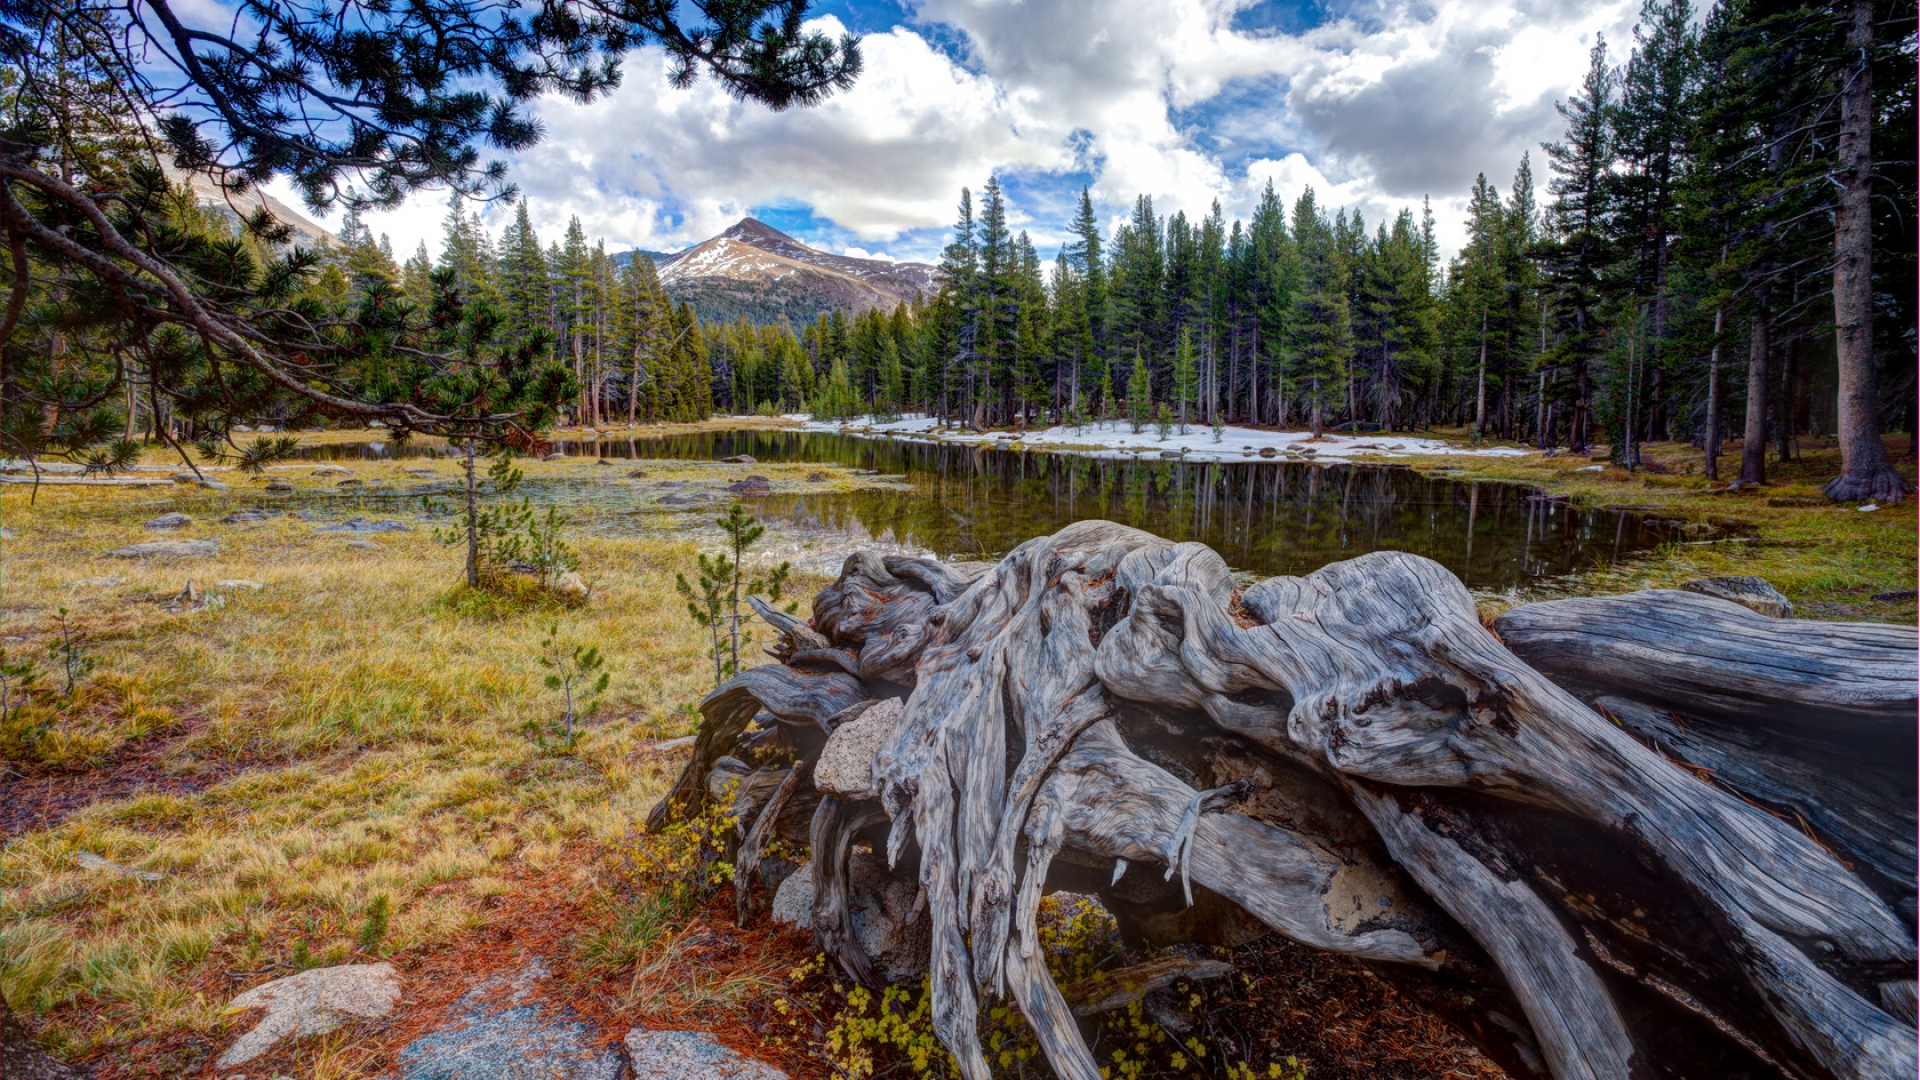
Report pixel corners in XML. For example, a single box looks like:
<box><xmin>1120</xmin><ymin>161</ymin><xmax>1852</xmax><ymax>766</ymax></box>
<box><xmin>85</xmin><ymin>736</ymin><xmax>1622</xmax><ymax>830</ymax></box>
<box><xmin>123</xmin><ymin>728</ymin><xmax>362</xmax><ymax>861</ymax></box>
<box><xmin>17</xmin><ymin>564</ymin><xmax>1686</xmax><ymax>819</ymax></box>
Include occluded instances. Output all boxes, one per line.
<box><xmin>721</xmin><ymin>217</ymin><xmax>798</xmax><ymax>246</ymax></box>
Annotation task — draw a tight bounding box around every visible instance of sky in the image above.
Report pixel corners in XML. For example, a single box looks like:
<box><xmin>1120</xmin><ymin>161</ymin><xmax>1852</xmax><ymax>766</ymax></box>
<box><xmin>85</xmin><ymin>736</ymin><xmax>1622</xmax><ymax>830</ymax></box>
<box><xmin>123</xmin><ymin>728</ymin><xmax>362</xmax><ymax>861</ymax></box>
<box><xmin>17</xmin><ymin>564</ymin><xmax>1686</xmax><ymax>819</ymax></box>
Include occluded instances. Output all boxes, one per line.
<box><xmin>279</xmin><ymin>0</ymin><xmax>1646</xmax><ymax>267</ymax></box>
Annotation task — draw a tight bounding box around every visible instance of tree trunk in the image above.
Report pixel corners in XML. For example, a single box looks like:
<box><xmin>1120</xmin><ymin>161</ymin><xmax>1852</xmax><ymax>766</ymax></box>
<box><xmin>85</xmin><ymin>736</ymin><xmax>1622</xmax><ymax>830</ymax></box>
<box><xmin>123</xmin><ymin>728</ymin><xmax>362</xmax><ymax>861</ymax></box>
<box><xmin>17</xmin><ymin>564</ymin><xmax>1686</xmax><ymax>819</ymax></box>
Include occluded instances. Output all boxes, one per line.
<box><xmin>1705</xmin><ymin>301</ymin><xmax>1724</xmax><ymax>480</ymax></box>
<box><xmin>657</xmin><ymin>526</ymin><xmax>1917</xmax><ymax>1080</ymax></box>
<box><xmin>462</xmin><ymin>443</ymin><xmax>480</xmax><ymax>588</ymax></box>
<box><xmin>1824</xmin><ymin>0</ymin><xmax>1909</xmax><ymax>504</ymax></box>
<box><xmin>1474</xmin><ymin>310</ymin><xmax>1488</xmax><ymax>436</ymax></box>
<box><xmin>1740</xmin><ymin>309</ymin><xmax>1770</xmax><ymax>485</ymax></box>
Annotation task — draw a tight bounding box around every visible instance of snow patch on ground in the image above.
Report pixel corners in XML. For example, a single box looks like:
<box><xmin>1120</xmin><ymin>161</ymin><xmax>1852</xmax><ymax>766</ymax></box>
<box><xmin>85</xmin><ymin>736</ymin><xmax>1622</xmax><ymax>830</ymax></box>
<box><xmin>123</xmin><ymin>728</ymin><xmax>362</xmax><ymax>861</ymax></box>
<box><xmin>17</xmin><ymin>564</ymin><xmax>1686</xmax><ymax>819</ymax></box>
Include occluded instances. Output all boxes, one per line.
<box><xmin>796</xmin><ymin>415</ymin><xmax>1533</xmax><ymax>463</ymax></box>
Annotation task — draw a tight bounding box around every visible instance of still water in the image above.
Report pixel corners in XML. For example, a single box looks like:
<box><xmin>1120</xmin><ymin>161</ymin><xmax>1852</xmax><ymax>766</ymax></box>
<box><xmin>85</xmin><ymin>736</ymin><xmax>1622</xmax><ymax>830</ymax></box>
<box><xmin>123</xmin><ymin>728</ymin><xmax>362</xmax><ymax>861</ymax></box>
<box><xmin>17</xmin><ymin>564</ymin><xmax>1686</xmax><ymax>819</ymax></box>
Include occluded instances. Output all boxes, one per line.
<box><xmin>304</xmin><ymin>429</ymin><xmax>1670</xmax><ymax>588</ymax></box>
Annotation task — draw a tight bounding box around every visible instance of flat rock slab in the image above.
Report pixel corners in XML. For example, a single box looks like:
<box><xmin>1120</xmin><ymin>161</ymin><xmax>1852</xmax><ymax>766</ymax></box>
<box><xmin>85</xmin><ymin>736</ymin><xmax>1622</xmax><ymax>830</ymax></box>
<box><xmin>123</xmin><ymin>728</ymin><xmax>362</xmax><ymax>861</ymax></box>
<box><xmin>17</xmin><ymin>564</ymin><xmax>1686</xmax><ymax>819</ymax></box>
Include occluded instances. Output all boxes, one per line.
<box><xmin>218</xmin><ymin>963</ymin><xmax>399</xmax><ymax>1067</ymax></box>
<box><xmin>145</xmin><ymin>513</ymin><xmax>193</xmax><ymax>530</ymax></box>
<box><xmin>316</xmin><ymin>518</ymin><xmax>411</xmax><ymax>534</ymax></box>
<box><xmin>624</xmin><ymin>1030</ymin><xmax>787</xmax><ymax>1079</ymax></box>
<box><xmin>394</xmin><ymin>964</ymin><xmax>619</xmax><ymax>1080</ymax></box>
<box><xmin>1681</xmin><ymin>575</ymin><xmax>1793</xmax><ymax>618</ymax></box>
<box><xmin>107</xmin><ymin>540</ymin><xmax>219</xmax><ymax>558</ymax></box>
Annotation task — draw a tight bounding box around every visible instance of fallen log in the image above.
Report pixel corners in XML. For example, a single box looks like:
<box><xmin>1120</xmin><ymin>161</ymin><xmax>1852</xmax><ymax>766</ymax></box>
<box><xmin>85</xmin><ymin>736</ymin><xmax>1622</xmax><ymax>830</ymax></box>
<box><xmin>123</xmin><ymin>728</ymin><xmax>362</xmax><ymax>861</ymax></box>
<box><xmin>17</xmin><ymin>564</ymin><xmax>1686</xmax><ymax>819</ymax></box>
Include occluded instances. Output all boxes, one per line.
<box><xmin>652</xmin><ymin>521</ymin><xmax>1917</xmax><ymax>1080</ymax></box>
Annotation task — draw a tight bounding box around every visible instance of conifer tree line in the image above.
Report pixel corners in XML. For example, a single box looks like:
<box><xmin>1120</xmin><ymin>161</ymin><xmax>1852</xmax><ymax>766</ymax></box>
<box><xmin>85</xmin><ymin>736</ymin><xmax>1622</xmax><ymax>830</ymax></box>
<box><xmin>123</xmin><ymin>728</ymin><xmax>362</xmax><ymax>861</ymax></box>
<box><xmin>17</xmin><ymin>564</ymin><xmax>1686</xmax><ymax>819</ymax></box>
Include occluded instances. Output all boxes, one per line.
<box><xmin>893</xmin><ymin>0</ymin><xmax>1914</xmax><ymax>500</ymax></box>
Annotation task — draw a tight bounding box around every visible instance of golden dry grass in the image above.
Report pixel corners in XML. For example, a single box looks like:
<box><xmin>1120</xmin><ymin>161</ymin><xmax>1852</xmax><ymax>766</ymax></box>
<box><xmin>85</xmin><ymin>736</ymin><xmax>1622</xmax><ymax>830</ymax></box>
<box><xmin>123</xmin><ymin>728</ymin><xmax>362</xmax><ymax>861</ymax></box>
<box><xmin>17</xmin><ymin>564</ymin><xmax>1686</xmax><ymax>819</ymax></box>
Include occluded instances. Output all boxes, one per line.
<box><xmin>0</xmin><ymin>450</ymin><xmax>839</xmax><ymax>1064</ymax></box>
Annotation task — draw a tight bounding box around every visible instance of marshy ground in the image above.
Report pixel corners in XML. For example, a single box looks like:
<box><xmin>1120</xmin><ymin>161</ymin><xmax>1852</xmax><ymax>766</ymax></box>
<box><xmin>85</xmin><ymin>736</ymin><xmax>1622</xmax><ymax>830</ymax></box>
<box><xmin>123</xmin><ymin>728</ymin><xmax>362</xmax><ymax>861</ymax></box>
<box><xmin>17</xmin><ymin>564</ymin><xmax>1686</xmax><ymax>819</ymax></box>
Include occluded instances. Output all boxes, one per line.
<box><xmin>0</xmin><ymin>421</ymin><xmax>1910</xmax><ymax>1078</ymax></box>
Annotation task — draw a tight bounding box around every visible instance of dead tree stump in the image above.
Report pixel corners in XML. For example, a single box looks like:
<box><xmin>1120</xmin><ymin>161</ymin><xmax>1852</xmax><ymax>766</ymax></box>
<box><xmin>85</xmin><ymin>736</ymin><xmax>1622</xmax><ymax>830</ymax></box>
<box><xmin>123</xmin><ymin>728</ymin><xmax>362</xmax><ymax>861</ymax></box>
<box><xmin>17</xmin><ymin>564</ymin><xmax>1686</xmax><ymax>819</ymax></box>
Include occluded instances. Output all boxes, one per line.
<box><xmin>652</xmin><ymin>521</ymin><xmax>1917</xmax><ymax>1080</ymax></box>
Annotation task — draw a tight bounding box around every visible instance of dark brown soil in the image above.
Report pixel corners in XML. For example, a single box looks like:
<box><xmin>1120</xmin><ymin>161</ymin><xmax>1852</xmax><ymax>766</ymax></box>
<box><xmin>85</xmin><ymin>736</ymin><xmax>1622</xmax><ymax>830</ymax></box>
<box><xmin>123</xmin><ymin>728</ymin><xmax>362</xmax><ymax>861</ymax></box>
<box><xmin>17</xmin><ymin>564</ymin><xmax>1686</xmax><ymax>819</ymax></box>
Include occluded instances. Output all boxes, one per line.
<box><xmin>0</xmin><ymin>722</ymin><xmax>244</xmax><ymax>841</ymax></box>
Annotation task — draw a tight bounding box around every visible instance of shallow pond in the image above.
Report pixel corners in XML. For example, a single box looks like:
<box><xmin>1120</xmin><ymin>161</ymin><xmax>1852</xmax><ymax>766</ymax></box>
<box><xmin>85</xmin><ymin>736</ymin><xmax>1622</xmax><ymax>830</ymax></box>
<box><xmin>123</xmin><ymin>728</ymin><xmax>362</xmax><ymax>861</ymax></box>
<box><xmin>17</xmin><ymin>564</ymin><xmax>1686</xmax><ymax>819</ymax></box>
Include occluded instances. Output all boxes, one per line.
<box><xmin>301</xmin><ymin>429</ymin><xmax>1671</xmax><ymax>588</ymax></box>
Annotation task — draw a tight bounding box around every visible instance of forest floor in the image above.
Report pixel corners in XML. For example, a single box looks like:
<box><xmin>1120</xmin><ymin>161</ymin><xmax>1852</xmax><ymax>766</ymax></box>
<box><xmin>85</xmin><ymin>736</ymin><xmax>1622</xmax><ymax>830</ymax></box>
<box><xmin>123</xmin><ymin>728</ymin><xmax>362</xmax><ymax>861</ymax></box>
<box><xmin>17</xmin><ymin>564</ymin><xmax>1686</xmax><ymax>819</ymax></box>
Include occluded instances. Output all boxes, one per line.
<box><xmin>0</xmin><ymin>423</ymin><xmax>1908</xmax><ymax>1080</ymax></box>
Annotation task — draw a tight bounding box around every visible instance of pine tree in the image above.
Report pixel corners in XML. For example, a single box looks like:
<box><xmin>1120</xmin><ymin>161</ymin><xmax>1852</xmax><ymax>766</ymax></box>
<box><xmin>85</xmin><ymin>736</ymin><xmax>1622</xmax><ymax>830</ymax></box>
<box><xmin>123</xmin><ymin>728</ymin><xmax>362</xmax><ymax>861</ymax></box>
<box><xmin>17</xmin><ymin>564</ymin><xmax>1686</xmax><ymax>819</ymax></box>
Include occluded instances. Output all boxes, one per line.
<box><xmin>1171</xmin><ymin>325</ymin><xmax>1197</xmax><ymax>434</ymax></box>
<box><xmin>1126</xmin><ymin>349</ymin><xmax>1151</xmax><ymax>434</ymax></box>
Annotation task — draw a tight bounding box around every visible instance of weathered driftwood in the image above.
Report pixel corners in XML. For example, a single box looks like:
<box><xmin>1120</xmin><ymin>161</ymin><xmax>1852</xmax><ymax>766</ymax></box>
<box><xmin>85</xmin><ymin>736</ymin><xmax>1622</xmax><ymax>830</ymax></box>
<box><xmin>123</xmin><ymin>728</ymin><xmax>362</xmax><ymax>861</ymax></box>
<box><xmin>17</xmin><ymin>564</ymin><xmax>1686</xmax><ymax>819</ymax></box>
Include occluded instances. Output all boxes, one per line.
<box><xmin>653</xmin><ymin>521</ymin><xmax>1918</xmax><ymax>1080</ymax></box>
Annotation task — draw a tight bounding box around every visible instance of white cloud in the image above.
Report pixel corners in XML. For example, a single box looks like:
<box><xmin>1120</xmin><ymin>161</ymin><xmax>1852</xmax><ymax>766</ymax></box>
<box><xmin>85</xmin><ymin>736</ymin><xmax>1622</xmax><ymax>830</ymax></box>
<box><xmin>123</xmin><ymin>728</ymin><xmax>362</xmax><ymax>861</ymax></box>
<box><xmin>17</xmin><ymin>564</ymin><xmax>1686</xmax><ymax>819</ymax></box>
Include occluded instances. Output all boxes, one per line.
<box><xmin>297</xmin><ymin>0</ymin><xmax>1645</xmax><ymax>265</ymax></box>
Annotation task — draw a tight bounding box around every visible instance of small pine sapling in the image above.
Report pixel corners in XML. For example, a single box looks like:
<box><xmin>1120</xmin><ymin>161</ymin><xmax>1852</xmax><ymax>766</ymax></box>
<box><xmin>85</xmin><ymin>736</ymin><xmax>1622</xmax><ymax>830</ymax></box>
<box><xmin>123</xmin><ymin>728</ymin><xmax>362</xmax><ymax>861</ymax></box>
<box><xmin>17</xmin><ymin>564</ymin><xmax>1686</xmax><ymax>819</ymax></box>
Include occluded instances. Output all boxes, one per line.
<box><xmin>1155</xmin><ymin>402</ymin><xmax>1174</xmax><ymax>440</ymax></box>
<box><xmin>717</xmin><ymin>503</ymin><xmax>796</xmax><ymax>675</ymax></box>
<box><xmin>430</xmin><ymin>447</ymin><xmax>532</xmax><ymax>588</ymax></box>
<box><xmin>358</xmin><ymin>894</ymin><xmax>391</xmax><ymax>954</ymax></box>
<box><xmin>47</xmin><ymin>608</ymin><xmax>93</xmax><ymax>697</ymax></box>
<box><xmin>530</xmin><ymin>624</ymin><xmax>610</xmax><ymax>749</ymax></box>
<box><xmin>676</xmin><ymin>551</ymin><xmax>734</xmax><ymax>688</ymax></box>
<box><xmin>1211</xmin><ymin>413</ymin><xmax>1226</xmax><ymax>443</ymax></box>
<box><xmin>0</xmin><ymin>648</ymin><xmax>40</xmax><ymax>723</ymax></box>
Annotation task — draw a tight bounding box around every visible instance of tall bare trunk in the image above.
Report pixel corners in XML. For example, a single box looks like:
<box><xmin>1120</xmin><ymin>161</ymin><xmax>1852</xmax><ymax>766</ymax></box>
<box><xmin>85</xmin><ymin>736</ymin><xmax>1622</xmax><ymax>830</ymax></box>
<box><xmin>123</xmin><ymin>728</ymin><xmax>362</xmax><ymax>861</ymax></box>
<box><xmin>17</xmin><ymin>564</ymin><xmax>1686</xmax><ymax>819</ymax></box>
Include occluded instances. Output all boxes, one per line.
<box><xmin>1474</xmin><ymin>310</ymin><xmax>1488</xmax><ymax>435</ymax></box>
<box><xmin>1823</xmin><ymin>0</ymin><xmax>1907</xmax><ymax>503</ymax></box>
<box><xmin>1739</xmin><ymin>308</ymin><xmax>1770</xmax><ymax>485</ymax></box>
<box><xmin>1705</xmin><ymin>304</ymin><xmax>1724</xmax><ymax>481</ymax></box>
<box><xmin>463</xmin><ymin>443</ymin><xmax>480</xmax><ymax>588</ymax></box>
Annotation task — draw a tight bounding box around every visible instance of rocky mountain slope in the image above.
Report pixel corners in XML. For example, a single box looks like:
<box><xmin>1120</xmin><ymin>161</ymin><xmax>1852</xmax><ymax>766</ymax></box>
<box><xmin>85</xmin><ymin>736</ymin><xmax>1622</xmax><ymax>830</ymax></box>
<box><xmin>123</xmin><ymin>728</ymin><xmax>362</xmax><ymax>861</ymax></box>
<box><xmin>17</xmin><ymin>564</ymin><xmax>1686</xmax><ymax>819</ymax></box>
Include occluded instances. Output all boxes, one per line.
<box><xmin>634</xmin><ymin>218</ymin><xmax>934</xmax><ymax>325</ymax></box>
<box><xmin>166</xmin><ymin>167</ymin><xmax>338</xmax><ymax>250</ymax></box>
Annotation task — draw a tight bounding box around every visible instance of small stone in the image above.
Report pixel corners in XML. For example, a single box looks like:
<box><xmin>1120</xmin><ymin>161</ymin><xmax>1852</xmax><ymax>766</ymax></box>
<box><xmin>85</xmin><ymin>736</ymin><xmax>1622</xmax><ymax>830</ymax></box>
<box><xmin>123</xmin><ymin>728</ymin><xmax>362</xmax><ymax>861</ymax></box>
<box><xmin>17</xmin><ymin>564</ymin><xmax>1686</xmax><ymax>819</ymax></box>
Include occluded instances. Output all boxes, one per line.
<box><xmin>805</xmin><ymin>472</ymin><xmax>829</xmax><ymax>483</ymax></box>
<box><xmin>0</xmin><ymin>526</ymin><xmax>14</xmax><ymax>540</ymax></box>
<box><xmin>1158</xmin><ymin>450</ymin><xmax>1182</xmax><ymax>459</ymax></box>
<box><xmin>595</xmin><ymin>459</ymin><xmax>611</xmax><ymax>466</ymax></box>
<box><xmin>656</xmin><ymin>480</ymin><xmax>685</xmax><ymax>488</ymax></box>
<box><xmin>337</xmin><ymin>478</ymin><xmax>362</xmax><ymax>487</ymax></box>
<box><xmin>265</xmin><ymin>481</ymin><xmax>293</xmax><ymax>493</ymax></box>
<box><xmin>551</xmin><ymin>571</ymin><xmax>590</xmax><ymax>603</ymax></box>
<box><xmin>624</xmin><ymin>1030</ymin><xmax>787</xmax><ymax>1080</ymax></box>
<box><xmin>217</xmin><ymin>964</ymin><xmax>399</xmax><ymax>1068</ymax></box>
<box><xmin>346</xmin><ymin>539</ymin><xmax>381</xmax><ymax>551</ymax></box>
<box><xmin>1873</xmin><ymin>590</ymin><xmax>1917</xmax><ymax>603</ymax></box>
<box><xmin>170</xmin><ymin>472</ymin><xmax>201</xmax><ymax>484</ymax></box>
<box><xmin>145</xmin><ymin>512</ymin><xmax>193</xmax><ymax>531</ymax></box>
<box><xmin>1258</xmin><ymin>447</ymin><xmax>1278</xmax><ymax>458</ymax></box>
<box><xmin>315</xmin><ymin>518</ymin><xmax>410</xmax><ymax>534</ymax></box>
<box><xmin>719</xmin><ymin>454</ymin><xmax>756</xmax><ymax>464</ymax></box>
<box><xmin>215</xmin><ymin>580</ymin><xmax>266</xmax><ymax>591</ymax></box>
<box><xmin>543</xmin><ymin>453</ymin><xmax>567</xmax><ymax>462</ymax></box>
<box><xmin>770</xmin><ymin>862</ymin><xmax>815</xmax><ymax>929</ymax></box>
<box><xmin>627</xmin><ymin>469</ymin><xmax>649</xmax><ymax>479</ymax></box>
<box><xmin>726</xmin><ymin>476</ymin><xmax>773</xmax><ymax>496</ymax></box>
<box><xmin>107</xmin><ymin>540</ymin><xmax>219</xmax><ymax>558</ymax></box>
<box><xmin>1681</xmin><ymin>576</ymin><xmax>1794</xmax><ymax>619</ymax></box>
<box><xmin>199</xmin><ymin>479</ymin><xmax>230</xmax><ymax>491</ymax></box>
<box><xmin>815</xmin><ymin>699</ymin><xmax>903</xmax><ymax>800</ymax></box>
<box><xmin>223</xmin><ymin>511</ymin><xmax>270</xmax><ymax>524</ymax></box>
<box><xmin>232</xmin><ymin>424</ymin><xmax>253</xmax><ymax>433</ymax></box>
<box><xmin>310</xmin><ymin>465</ymin><xmax>354</xmax><ymax>477</ymax></box>
<box><xmin>75</xmin><ymin>851</ymin><xmax>163</xmax><ymax>882</ymax></box>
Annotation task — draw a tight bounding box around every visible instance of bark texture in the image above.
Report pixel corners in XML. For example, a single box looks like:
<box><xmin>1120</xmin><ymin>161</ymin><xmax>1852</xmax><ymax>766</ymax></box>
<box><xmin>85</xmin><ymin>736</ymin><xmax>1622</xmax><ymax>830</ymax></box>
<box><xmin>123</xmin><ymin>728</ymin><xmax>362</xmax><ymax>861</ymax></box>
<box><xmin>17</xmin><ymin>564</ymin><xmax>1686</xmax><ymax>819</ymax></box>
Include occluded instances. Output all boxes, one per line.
<box><xmin>654</xmin><ymin>522</ymin><xmax>1918</xmax><ymax>1080</ymax></box>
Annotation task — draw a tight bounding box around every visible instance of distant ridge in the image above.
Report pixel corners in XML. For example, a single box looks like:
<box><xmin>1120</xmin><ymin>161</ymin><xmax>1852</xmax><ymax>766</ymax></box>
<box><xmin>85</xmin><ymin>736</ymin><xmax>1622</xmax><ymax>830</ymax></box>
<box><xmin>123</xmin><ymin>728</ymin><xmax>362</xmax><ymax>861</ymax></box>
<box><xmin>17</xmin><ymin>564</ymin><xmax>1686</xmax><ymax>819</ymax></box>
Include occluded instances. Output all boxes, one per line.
<box><xmin>625</xmin><ymin>218</ymin><xmax>934</xmax><ymax>325</ymax></box>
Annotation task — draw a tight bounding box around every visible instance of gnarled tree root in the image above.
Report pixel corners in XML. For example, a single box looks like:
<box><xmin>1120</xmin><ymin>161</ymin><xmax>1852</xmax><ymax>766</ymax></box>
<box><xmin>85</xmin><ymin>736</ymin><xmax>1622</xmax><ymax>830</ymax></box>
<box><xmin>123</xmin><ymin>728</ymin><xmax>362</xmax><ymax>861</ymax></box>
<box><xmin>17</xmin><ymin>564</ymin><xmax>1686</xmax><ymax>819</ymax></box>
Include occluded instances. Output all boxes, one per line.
<box><xmin>653</xmin><ymin>522</ymin><xmax>1918</xmax><ymax>1080</ymax></box>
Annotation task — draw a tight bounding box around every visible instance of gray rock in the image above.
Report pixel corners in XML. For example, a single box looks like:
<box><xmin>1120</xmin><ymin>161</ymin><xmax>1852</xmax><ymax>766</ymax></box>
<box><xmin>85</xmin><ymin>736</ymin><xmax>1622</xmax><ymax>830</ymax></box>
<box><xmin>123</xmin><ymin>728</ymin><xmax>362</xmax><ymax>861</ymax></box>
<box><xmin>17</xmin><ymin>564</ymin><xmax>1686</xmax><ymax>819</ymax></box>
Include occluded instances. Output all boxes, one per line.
<box><xmin>311</xmin><ymin>465</ymin><xmax>355</xmax><ymax>477</ymax></box>
<box><xmin>660</xmin><ymin>493</ymin><xmax>710</xmax><ymax>505</ymax></box>
<box><xmin>2</xmin><ymin>460</ymin><xmax>84</xmax><ymax>475</ymax></box>
<box><xmin>217</xmin><ymin>963</ymin><xmax>399</xmax><ymax>1067</ymax></box>
<box><xmin>1158</xmin><ymin>450</ymin><xmax>1183</xmax><ymax>458</ymax></box>
<box><xmin>395</xmin><ymin>964</ymin><xmax>619</xmax><ymax>1080</ymax></box>
<box><xmin>627</xmin><ymin>469</ymin><xmax>649</xmax><ymax>479</ymax></box>
<box><xmin>75</xmin><ymin>851</ymin><xmax>163</xmax><ymax>882</ymax></box>
<box><xmin>770</xmin><ymin>861</ymin><xmax>815</xmax><ymax>928</ymax></box>
<box><xmin>543</xmin><ymin>453</ymin><xmax>568</xmax><ymax>462</ymax></box>
<box><xmin>169</xmin><ymin>472</ymin><xmax>201</xmax><ymax>484</ymax></box>
<box><xmin>107</xmin><ymin>540</ymin><xmax>219</xmax><ymax>558</ymax></box>
<box><xmin>0</xmin><ymin>526</ymin><xmax>15</xmax><ymax>540</ymax></box>
<box><xmin>215</xmin><ymin>579</ymin><xmax>266</xmax><ymax>591</ymax></box>
<box><xmin>815</xmin><ymin>698</ymin><xmax>902</xmax><ymax>800</ymax></box>
<box><xmin>346</xmin><ymin>539</ymin><xmax>381</xmax><ymax>551</ymax></box>
<box><xmin>1258</xmin><ymin>447</ymin><xmax>1278</xmax><ymax>458</ymax></box>
<box><xmin>337</xmin><ymin>478</ymin><xmax>363</xmax><ymax>487</ymax></box>
<box><xmin>265</xmin><ymin>481</ymin><xmax>293</xmax><ymax>493</ymax></box>
<box><xmin>624</xmin><ymin>1030</ymin><xmax>786</xmax><ymax>1080</ymax></box>
<box><xmin>316</xmin><ymin>518</ymin><xmax>411</xmax><ymax>534</ymax></box>
<box><xmin>1681</xmin><ymin>576</ymin><xmax>1794</xmax><ymax>619</ymax></box>
<box><xmin>656</xmin><ymin>480</ymin><xmax>685</xmax><ymax>488</ymax></box>
<box><xmin>66</xmin><ymin>577</ymin><xmax>121</xmax><ymax>589</ymax></box>
<box><xmin>144</xmin><ymin>513</ymin><xmax>192</xmax><ymax>531</ymax></box>
<box><xmin>719</xmin><ymin>454</ymin><xmax>756</xmax><ymax>464</ymax></box>
<box><xmin>805</xmin><ymin>472</ymin><xmax>829</xmax><ymax>483</ymax></box>
<box><xmin>223</xmin><ymin>510</ymin><xmax>270</xmax><ymax>524</ymax></box>
<box><xmin>595</xmin><ymin>458</ymin><xmax>611</xmax><ymax>466</ymax></box>
<box><xmin>1873</xmin><ymin>590</ymin><xmax>1917</xmax><ymax>604</ymax></box>
<box><xmin>198</xmin><ymin>479</ymin><xmax>230</xmax><ymax>491</ymax></box>
<box><xmin>769</xmin><ymin>852</ymin><xmax>929</xmax><ymax>983</ymax></box>
<box><xmin>725</xmin><ymin>476</ymin><xmax>773</xmax><ymax>496</ymax></box>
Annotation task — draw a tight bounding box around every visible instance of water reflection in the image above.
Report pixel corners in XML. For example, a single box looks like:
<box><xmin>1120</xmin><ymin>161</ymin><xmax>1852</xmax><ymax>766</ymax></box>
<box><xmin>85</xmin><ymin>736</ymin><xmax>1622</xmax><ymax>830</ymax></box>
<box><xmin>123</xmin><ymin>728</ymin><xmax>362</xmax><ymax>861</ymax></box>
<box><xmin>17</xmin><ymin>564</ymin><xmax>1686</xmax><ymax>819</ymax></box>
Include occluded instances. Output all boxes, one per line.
<box><xmin>300</xmin><ymin>429</ymin><xmax>1669</xmax><ymax>587</ymax></box>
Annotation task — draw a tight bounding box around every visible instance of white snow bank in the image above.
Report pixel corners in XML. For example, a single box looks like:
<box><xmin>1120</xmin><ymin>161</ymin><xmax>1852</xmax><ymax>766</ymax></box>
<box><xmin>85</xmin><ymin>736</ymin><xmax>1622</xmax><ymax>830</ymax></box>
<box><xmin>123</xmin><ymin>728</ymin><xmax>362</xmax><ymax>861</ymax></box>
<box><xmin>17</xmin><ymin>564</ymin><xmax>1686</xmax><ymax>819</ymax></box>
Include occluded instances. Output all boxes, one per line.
<box><xmin>797</xmin><ymin>414</ymin><xmax>1533</xmax><ymax>462</ymax></box>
